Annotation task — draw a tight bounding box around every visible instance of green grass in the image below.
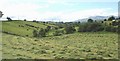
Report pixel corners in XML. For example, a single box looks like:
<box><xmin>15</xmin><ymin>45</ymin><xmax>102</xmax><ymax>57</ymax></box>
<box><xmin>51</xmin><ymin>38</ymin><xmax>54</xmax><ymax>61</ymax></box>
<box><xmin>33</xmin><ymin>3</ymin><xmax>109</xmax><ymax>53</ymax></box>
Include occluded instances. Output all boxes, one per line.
<box><xmin>1</xmin><ymin>20</ymin><xmax>118</xmax><ymax>59</ymax></box>
<box><xmin>2</xmin><ymin>20</ymin><xmax>48</xmax><ymax>37</ymax></box>
<box><xmin>2</xmin><ymin>32</ymin><xmax>118</xmax><ymax>59</ymax></box>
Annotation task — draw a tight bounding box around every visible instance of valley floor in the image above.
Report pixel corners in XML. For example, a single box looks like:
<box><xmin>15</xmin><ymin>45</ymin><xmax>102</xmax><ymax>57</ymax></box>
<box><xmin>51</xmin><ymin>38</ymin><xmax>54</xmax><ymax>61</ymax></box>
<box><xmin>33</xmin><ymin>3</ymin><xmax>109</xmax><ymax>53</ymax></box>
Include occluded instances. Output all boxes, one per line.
<box><xmin>1</xmin><ymin>32</ymin><xmax>118</xmax><ymax>59</ymax></box>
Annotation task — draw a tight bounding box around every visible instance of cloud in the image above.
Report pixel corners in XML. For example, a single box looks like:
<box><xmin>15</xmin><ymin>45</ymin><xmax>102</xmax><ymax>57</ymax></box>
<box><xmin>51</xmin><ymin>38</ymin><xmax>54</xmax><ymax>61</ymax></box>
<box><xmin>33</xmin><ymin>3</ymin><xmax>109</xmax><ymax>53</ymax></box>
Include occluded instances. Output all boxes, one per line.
<box><xmin>44</xmin><ymin>0</ymin><xmax>119</xmax><ymax>3</ymax></box>
<box><xmin>0</xmin><ymin>0</ymin><xmax>50</xmax><ymax>20</ymax></box>
<box><xmin>44</xmin><ymin>8</ymin><xmax>117</xmax><ymax>22</ymax></box>
<box><xmin>0</xmin><ymin>0</ymin><xmax>117</xmax><ymax>22</ymax></box>
<box><xmin>33</xmin><ymin>8</ymin><xmax>117</xmax><ymax>22</ymax></box>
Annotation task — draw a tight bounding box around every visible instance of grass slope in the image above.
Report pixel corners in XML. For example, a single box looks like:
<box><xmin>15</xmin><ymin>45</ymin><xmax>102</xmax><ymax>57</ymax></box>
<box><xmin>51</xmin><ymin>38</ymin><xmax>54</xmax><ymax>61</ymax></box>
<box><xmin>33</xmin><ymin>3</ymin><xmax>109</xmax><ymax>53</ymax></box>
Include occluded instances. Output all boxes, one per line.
<box><xmin>2</xmin><ymin>20</ymin><xmax>49</xmax><ymax>37</ymax></box>
<box><xmin>2</xmin><ymin>32</ymin><xmax>118</xmax><ymax>59</ymax></box>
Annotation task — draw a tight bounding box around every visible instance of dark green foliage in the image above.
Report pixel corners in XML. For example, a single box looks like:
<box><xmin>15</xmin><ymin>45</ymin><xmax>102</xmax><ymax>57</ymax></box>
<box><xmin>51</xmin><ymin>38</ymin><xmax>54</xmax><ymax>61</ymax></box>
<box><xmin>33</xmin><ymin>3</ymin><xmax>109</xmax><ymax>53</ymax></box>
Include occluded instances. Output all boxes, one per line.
<box><xmin>104</xmin><ymin>26</ymin><xmax>111</xmax><ymax>32</ymax></box>
<box><xmin>104</xmin><ymin>26</ymin><xmax>117</xmax><ymax>32</ymax></box>
<box><xmin>108</xmin><ymin>16</ymin><xmax>115</xmax><ymax>21</ymax></box>
<box><xmin>78</xmin><ymin>22</ymin><xmax>104</xmax><ymax>32</ymax></box>
<box><xmin>112</xmin><ymin>21</ymin><xmax>118</xmax><ymax>26</ymax></box>
<box><xmin>54</xmin><ymin>27</ymin><xmax>58</xmax><ymax>30</ymax></box>
<box><xmin>38</xmin><ymin>28</ymin><xmax>46</xmax><ymax>37</ymax></box>
<box><xmin>104</xmin><ymin>19</ymin><xmax>107</xmax><ymax>21</ymax></box>
<box><xmin>33</xmin><ymin>20</ymin><xmax>36</xmax><ymax>22</ymax></box>
<box><xmin>53</xmin><ymin>30</ymin><xmax>64</xmax><ymax>36</ymax></box>
<box><xmin>45</xmin><ymin>26</ymin><xmax>51</xmax><ymax>32</ymax></box>
<box><xmin>24</xmin><ymin>19</ymin><xmax>26</xmax><ymax>21</ymax></box>
<box><xmin>33</xmin><ymin>28</ymin><xmax>46</xmax><ymax>37</ymax></box>
<box><xmin>65</xmin><ymin>25</ymin><xmax>76</xmax><ymax>34</ymax></box>
<box><xmin>73</xmin><ymin>22</ymin><xmax>81</xmax><ymax>26</ymax></box>
<box><xmin>33</xmin><ymin>30</ymin><xmax>38</xmax><ymax>37</ymax></box>
<box><xmin>87</xmin><ymin>19</ymin><xmax>93</xmax><ymax>23</ymax></box>
<box><xmin>101</xmin><ymin>21</ymin><xmax>104</xmax><ymax>23</ymax></box>
<box><xmin>109</xmin><ymin>23</ymin><xmax>112</xmax><ymax>26</ymax></box>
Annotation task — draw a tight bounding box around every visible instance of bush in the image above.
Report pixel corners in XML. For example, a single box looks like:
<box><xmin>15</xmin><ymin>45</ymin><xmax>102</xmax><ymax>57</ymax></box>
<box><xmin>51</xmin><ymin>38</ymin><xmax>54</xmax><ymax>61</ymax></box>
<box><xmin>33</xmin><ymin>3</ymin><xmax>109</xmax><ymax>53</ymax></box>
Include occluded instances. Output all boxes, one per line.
<box><xmin>78</xmin><ymin>22</ymin><xmax>104</xmax><ymax>32</ymax></box>
<box><xmin>33</xmin><ymin>30</ymin><xmax>38</xmax><ymax>37</ymax></box>
<box><xmin>45</xmin><ymin>26</ymin><xmax>51</xmax><ymax>32</ymax></box>
<box><xmin>104</xmin><ymin>26</ymin><xmax>117</xmax><ymax>32</ymax></box>
<box><xmin>112</xmin><ymin>21</ymin><xmax>118</xmax><ymax>26</ymax></box>
<box><xmin>53</xmin><ymin>30</ymin><xmax>64</xmax><ymax>36</ymax></box>
<box><xmin>38</xmin><ymin>28</ymin><xmax>46</xmax><ymax>37</ymax></box>
<box><xmin>33</xmin><ymin>28</ymin><xmax>47</xmax><ymax>37</ymax></box>
<box><xmin>65</xmin><ymin>25</ymin><xmax>76</xmax><ymax>34</ymax></box>
<box><xmin>78</xmin><ymin>24</ymin><xmax>86</xmax><ymax>32</ymax></box>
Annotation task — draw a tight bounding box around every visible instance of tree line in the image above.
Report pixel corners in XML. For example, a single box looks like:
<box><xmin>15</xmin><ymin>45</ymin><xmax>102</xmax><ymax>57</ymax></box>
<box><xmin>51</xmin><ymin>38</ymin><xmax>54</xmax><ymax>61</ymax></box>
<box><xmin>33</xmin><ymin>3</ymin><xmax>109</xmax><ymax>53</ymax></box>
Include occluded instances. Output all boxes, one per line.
<box><xmin>3</xmin><ymin>15</ymin><xmax>119</xmax><ymax>38</ymax></box>
<box><xmin>33</xmin><ymin>16</ymin><xmax>119</xmax><ymax>38</ymax></box>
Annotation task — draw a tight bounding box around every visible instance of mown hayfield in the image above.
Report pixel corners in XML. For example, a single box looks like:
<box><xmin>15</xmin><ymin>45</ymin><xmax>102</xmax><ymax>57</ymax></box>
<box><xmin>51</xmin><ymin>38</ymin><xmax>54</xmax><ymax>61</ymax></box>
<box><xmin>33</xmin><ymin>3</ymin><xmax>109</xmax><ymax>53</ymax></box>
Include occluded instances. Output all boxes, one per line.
<box><xmin>2</xmin><ymin>32</ymin><xmax>118</xmax><ymax>59</ymax></box>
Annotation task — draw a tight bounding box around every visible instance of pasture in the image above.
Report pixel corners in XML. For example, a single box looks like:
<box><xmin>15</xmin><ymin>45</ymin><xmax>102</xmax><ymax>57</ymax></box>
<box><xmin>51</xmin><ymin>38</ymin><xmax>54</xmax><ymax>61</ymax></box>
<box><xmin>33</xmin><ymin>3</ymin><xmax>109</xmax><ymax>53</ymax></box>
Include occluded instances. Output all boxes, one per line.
<box><xmin>2</xmin><ymin>32</ymin><xmax>118</xmax><ymax>59</ymax></box>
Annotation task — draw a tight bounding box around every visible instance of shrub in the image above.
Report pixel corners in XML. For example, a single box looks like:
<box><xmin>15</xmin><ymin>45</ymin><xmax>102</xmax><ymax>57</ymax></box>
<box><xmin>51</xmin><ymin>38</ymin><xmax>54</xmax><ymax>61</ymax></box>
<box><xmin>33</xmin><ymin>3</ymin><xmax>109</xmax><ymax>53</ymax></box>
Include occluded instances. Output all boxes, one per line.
<box><xmin>33</xmin><ymin>30</ymin><xmax>38</xmax><ymax>37</ymax></box>
<box><xmin>38</xmin><ymin>28</ymin><xmax>46</xmax><ymax>37</ymax></box>
<box><xmin>104</xmin><ymin>26</ymin><xmax>117</xmax><ymax>32</ymax></box>
<box><xmin>112</xmin><ymin>21</ymin><xmax>118</xmax><ymax>26</ymax></box>
<box><xmin>78</xmin><ymin>22</ymin><xmax>104</xmax><ymax>32</ymax></box>
<box><xmin>45</xmin><ymin>26</ymin><xmax>51</xmax><ymax>32</ymax></box>
<box><xmin>65</xmin><ymin>25</ymin><xmax>76</xmax><ymax>34</ymax></box>
<box><xmin>53</xmin><ymin>30</ymin><xmax>64</xmax><ymax>36</ymax></box>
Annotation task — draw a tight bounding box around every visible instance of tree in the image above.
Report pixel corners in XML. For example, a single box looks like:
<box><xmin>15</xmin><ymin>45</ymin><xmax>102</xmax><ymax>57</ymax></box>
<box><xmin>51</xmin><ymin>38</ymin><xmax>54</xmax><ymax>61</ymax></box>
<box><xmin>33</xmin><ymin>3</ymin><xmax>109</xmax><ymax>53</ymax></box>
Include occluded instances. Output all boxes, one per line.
<box><xmin>33</xmin><ymin>20</ymin><xmax>36</xmax><ymax>22</ymax></box>
<box><xmin>104</xmin><ymin>19</ymin><xmax>107</xmax><ymax>21</ymax></box>
<box><xmin>7</xmin><ymin>17</ymin><xmax>12</xmax><ymax>21</ymax></box>
<box><xmin>24</xmin><ymin>19</ymin><xmax>27</xmax><ymax>21</ymax></box>
<box><xmin>38</xmin><ymin>28</ymin><xmax>46</xmax><ymax>37</ymax></box>
<box><xmin>87</xmin><ymin>19</ymin><xmax>93</xmax><ymax>23</ymax></box>
<box><xmin>108</xmin><ymin>16</ymin><xmax>115</xmax><ymax>21</ymax></box>
<box><xmin>101</xmin><ymin>21</ymin><xmax>104</xmax><ymax>23</ymax></box>
<box><xmin>33</xmin><ymin>30</ymin><xmax>38</xmax><ymax>37</ymax></box>
<box><xmin>0</xmin><ymin>11</ymin><xmax>3</xmax><ymax>18</ymax></box>
<box><xmin>65</xmin><ymin>25</ymin><xmax>76</xmax><ymax>34</ymax></box>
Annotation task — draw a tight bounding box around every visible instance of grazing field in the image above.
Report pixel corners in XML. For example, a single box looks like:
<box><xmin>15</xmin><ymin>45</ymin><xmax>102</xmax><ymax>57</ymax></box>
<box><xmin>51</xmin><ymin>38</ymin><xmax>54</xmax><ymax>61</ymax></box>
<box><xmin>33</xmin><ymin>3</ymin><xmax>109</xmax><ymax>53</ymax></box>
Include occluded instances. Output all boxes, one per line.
<box><xmin>2</xmin><ymin>21</ymin><xmax>57</xmax><ymax>37</ymax></box>
<box><xmin>2</xmin><ymin>32</ymin><xmax>118</xmax><ymax>59</ymax></box>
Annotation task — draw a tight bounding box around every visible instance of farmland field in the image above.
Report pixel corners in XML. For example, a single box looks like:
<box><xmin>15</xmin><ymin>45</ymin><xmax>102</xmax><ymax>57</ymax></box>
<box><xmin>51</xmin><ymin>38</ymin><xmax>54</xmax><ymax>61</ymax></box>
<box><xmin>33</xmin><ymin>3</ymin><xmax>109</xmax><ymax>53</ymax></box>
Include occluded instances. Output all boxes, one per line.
<box><xmin>1</xmin><ymin>1</ymin><xmax>119</xmax><ymax>60</ymax></box>
<box><xmin>2</xmin><ymin>32</ymin><xmax>118</xmax><ymax>59</ymax></box>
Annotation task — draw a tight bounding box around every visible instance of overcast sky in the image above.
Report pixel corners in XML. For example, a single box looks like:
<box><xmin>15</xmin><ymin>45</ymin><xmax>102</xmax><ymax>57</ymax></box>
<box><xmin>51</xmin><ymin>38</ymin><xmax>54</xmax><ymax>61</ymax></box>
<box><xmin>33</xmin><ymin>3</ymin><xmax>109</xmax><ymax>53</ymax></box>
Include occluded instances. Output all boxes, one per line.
<box><xmin>0</xmin><ymin>0</ymin><xmax>119</xmax><ymax>22</ymax></box>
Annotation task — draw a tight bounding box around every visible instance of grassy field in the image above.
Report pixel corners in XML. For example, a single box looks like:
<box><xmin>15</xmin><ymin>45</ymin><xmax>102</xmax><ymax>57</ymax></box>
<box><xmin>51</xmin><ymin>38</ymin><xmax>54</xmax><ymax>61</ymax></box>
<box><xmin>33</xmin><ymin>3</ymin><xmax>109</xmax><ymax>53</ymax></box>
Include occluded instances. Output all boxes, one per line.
<box><xmin>2</xmin><ymin>20</ymin><xmax>56</xmax><ymax>37</ymax></box>
<box><xmin>1</xmin><ymin>20</ymin><xmax>118</xmax><ymax>59</ymax></box>
<box><xmin>2</xmin><ymin>32</ymin><xmax>118</xmax><ymax>59</ymax></box>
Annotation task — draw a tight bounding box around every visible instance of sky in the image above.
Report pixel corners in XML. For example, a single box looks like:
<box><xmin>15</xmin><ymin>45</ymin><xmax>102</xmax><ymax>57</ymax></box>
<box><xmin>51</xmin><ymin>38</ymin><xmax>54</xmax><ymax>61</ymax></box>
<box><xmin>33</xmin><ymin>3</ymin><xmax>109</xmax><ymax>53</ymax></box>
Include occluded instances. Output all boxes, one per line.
<box><xmin>0</xmin><ymin>0</ymin><xmax>119</xmax><ymax>22</ymax></box>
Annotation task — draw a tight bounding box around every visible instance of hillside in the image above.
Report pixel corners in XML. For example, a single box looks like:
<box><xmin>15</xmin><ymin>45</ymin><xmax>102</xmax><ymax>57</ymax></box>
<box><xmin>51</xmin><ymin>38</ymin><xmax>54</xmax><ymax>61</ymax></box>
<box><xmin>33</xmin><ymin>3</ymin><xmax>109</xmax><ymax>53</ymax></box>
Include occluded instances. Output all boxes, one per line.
<box><xmin>1</xmin><ymin>20</ymin><xmax>118</xmax><ymax>59</ymax></box>
<box><xmin>2</xmin><ymin>32</ymin><xmax>118</xmax><ymax>59</ymax></box>
<box><xmin>2</xmin><ymin>20</ymin><xmax>57</xmax><ymax>37</ymax></box>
